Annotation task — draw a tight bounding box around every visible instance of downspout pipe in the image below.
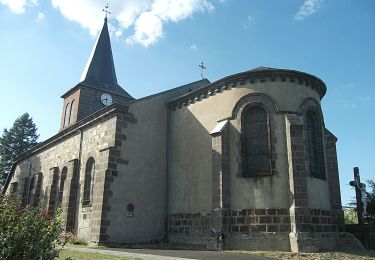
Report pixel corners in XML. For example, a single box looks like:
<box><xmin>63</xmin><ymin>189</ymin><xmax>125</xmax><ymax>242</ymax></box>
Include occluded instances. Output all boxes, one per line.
<box><xmin>73</xmin><ymin>128</ymin><xmax>84</xmax><ymax>231</ymax></box>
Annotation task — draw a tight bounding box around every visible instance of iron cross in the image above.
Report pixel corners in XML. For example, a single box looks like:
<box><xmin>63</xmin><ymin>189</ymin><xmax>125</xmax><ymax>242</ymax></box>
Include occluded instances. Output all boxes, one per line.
<box><xmin>102</xmin><ymin>3</ymin><xmax>111</xmax><ymax>19</ymax></box>
<box><xmin>199</xmin><ymin>62</ymin><xmax>206</xmax><ymax>79</ymax></box>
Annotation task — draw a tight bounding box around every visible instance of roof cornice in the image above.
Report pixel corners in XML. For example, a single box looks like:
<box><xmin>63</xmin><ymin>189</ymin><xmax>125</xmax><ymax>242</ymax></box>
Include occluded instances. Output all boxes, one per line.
<box><xmin>169</xmin><ymin>68</ymin><xmax>326</xmax><ymax>110</ymax></box>
<box><xmin>2</xmin><ymin>103</ymin><xmax>135</xmax><ymax>194</ymax></box>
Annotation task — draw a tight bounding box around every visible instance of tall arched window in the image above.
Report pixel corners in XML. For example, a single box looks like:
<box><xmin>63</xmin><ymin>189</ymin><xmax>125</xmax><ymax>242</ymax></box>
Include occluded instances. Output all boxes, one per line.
<box><xmin>242</xmin><ymin>105</ymin><xmax>271</xmax><ymax>177</ymax></box>
<box><xmin>64</xmin><ymin>103</ymin><xmax>71</xmax><ymax>127</ymax></box>
<box><xmin>33</xmin><ymin>173</ymin><xmax>43</xmax><ymax>206</ymax></box>
<box><xmin>58</xmin><ymin>167</ymin><xmax>68</xmax><ymax>206</ymax></box>
<box><xmin>27</xmin><ymin>176</ymin><xmax>35</xmax><ymax>205</ymax></box>
<box><xmin>69</xmin><ymin>100</ymin><xmax>75</xmax><ymax>125</ymax></box>
<box><xmin>83</xmin><ymin>158</ymin><xmax>95</xmax><ymax>205</ymax></box>
<box><xmin>306</xmin><ymin>110</ymin><xmax>325</xmax><ymax>179</ymax></box>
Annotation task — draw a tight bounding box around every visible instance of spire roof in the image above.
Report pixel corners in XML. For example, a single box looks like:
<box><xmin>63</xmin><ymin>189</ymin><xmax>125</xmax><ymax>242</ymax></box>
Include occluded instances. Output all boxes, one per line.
<box><xmin>78</xmin><ymin>18</ymin><xmax>133</xmax><ymax>99</ymax></box>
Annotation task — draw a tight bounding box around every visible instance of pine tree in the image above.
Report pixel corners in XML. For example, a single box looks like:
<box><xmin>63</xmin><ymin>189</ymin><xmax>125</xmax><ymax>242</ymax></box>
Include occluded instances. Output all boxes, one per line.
<box><xmin>0</xmin><ymin>113</ymin><xmax>39</xmax><ymax>188</ymax></box>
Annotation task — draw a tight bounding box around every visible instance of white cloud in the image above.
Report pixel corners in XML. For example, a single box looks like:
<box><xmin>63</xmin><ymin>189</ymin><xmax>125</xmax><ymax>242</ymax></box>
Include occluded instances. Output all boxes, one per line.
<box><xmin>190</xmin><ymin>44</ymin><xmax>198</xmax><ymax>50</ymax></box>
<box><xmin>126</xmin><ymin>11</ymin><xmax>163</xmax><ymax>46</ymax></box>
<box><xmin>0</xmin><ymin>0</ymin><xmax>37</xmax><ymax>14</ymax></box>
<box><xmin>51</xmin><ymin>0</ymin><xmax>104</xmax><ymax>35</ymax></box>
<box><xmin>50</xmin><ymin>0</ymin><xmax>214</xmax><ymax>47</ymax></box>
<box><xmin>1</xmin><ymin>0</ymin><xmax>214</xmax><ymax>47</ymax></box>
<box><xmin>115</xmin><ymin>30</ymin><xmax>123</xmax><ymax>37</ymax></box>
<box><xmin>294</xmin><ymin>0</ymin><xmax>323</xmax><ymax>21</ymax></box>
<box><xmin>37</xmin><ymin>11</ymin><xmax>45</xmax><ymax>20</ymax></box>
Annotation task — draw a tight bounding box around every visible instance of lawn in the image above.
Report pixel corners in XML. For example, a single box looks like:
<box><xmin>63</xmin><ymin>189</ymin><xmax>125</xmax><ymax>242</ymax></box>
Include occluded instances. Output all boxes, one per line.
<box><xmin>58</xmin><ymin>250</ymin><xmax>142</xmax><ymax>260</ymax></box>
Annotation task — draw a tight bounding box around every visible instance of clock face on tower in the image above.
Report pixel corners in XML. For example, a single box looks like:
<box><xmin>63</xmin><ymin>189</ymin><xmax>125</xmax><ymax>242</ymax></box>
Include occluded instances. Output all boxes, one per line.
<box><xmin>100</xmin><ymin>93</ymin><xmax>113</xmax><ymax>106</ymax></box>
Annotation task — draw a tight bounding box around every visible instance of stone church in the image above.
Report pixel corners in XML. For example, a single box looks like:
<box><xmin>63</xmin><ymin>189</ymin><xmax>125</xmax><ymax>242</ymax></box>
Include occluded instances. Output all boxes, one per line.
<box><xmin>3</xmin><ymin>17</ymin><xmax>353</xmax><ymax>252</ymax></box>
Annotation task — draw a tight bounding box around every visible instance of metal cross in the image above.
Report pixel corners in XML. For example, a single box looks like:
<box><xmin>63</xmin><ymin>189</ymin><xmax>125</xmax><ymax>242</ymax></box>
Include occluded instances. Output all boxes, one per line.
<box><xmin>199</xmin><ymin>61</ymin><xmax>206</xmax><ymax>79</ymax></box>
<box><xmin>102</xmin><ymin>3</ymin><xmax>111</xmax><ymax>19</ymax></box>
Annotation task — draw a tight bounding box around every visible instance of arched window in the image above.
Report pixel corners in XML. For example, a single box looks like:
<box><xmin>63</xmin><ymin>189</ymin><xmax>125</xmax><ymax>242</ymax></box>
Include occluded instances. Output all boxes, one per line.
<box><xmin>48</xmin><ymin>169</ymin><xmax>59</xmax><ymax>216</ymax></box>
<box><xmin>69</xmin><ymin>100</ymin><xmax>75</xmax><ymax>125</ymax></box>
<box><xmin>83</xmin><ymin>158</ymin><xmax>95</xmax><ymax>205</ymax></box>
<box><xmin>27</xmin><ymin>176</ymin><xmax>35</xmax><ymax>205</ymax></box>
<box><xmin>242</xmin><ymin>105</ymin><xmax>271</xmax><ymax>177</ymax></box>
<box><xmin>58</xmin><ymin>167</ymin><xmax>68</xmax><ymax>206</ymax></box>
<box><xmin>33</xmin><ymin>173</ymin><xmax>43</xmax><ymax>206</ymax></box>
<box><xmin>306</xmin><ymin>110</ymin><xmax>325</xmax><ymax>179</ymax></box>
<box><xmin>64</xmin><ymin>103</ymin><xmax>71</xmax><ymax>127</ymax></box>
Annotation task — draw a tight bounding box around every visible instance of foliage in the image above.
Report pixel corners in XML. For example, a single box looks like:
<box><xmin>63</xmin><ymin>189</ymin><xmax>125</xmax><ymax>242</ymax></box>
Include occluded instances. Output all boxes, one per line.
<box><xmin>350</xmin><ymin>179</ymin><xmax>375</xmax><ymax>225</ymax></box>
<box><xmin>0</xmin><ymin>194</ymin><xmax>63</xmax><ymax>260</ymax></box>
<box><xmin>66</xmin><ymin>233</ymin><xmax>88</xmax><ymax>246</ymax></box>
<box><xmin>0</xmin><ymin>113</ymin><xmax>39</xmax><ymax>188</ymax></box>
<box><xmin>365</xmin><ymin>180</ymin><xmax>375</xmax><ymax>224</ymax></box>
<box><xmin>344</xmin><ymin>207</ymin><xmax>358</xmax><ymax>224</ymax></box>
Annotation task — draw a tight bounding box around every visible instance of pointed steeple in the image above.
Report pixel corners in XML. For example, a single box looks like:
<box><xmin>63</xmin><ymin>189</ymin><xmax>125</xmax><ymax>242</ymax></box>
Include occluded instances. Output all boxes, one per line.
<box><xmin>79</xmin><ymin>18</ymin><xmax>133</xmax><ymax>99</ymax></box>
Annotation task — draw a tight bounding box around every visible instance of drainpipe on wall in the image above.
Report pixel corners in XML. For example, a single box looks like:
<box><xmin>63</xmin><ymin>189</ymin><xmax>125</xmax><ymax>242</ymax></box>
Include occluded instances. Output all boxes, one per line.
<box><xmin>165</xmin><ymin>106</ymin><xmax>171</xmax><ymax>241</ymax></box>
<box><xmin>73</xmin><ymin>128</ymin><xmax>84</xmax><ymax>231</ymax></box>
<box><xmin>78</xmin><ymin>128</ymin><xmax>83</xmax><ymax>178</ymax></box>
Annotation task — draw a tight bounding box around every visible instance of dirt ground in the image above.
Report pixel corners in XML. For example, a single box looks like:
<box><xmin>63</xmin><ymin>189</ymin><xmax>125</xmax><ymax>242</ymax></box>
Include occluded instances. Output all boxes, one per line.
<box><xmin>233</xmin><ymin>250</ymin><xmax>375</xmax><ymax>260</ymax></box>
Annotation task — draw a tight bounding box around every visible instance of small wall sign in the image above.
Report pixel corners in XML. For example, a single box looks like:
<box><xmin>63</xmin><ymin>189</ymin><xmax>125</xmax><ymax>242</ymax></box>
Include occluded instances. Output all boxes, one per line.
<box><xmin>126</xmin><ymin>203</ymin><xmax>135</xmax><ymax>217</ymax></box>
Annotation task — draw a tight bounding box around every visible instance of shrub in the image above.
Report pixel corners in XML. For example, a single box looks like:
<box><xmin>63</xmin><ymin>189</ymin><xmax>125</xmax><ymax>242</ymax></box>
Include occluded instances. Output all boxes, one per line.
<box><xmin>67</xmin><ymin>234</ymin><xmax>88</xmax><ymax>246</ymax></box>
<box><xmin>0</xmin><ymin>194</ymin><xmax>63</xmax><ymax>260</ymax></box>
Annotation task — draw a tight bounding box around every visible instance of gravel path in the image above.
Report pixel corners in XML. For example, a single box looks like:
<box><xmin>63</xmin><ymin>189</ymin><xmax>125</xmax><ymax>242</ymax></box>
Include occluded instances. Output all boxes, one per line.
<box><xmin>65</xmin><ymin>246</ymin><xmax>271</xmax><ymax>260</ymax></box>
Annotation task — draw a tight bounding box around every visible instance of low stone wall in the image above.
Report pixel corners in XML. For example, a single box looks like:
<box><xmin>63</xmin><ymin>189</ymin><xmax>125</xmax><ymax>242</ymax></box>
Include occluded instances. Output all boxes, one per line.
<box><xmin>168</xmin><ymin>211</ymin><xmax>212</xmax><ymax>249</ymax></box>
<box><xmin>168</xmin><ymin>208</ymin><xmax>347</xmax><ymax>251</ymax></box>
<box><xmin>346</xmin><ymin>224</ymin><xmax>375</xmax><ymax>249</ymax></box>
<box><xmin>168</xmin><ymin>208</ymin><xmax>291</xmax><ymax>250</ymax></box>
<box><xmin>222</xmin><ymin>208</ymin><xmax>291</xmax><ymax>233</ymax></box>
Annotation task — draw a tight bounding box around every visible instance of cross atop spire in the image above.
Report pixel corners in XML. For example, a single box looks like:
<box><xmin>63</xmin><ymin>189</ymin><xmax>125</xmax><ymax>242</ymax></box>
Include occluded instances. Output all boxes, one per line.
<box><xmin>77</xmin><ymin>14</ymin><xmax>133</xmax><ymax>100</ymax></box>
<box><xmin>102</xmin><ymin>3</ymin><xmax>111</xmax><ymax>19</ymax></box>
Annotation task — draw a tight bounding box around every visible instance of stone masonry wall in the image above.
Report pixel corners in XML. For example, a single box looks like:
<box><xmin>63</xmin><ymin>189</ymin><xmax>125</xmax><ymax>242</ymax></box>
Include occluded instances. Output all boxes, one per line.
<box><xmin>6</xmin><ymin>105</ymin><xmax>131</xmax><ymax>244</ymax></box>
<box><xmin>325</xmin><ymin>129</ymin><xmax>345</xmax><ymax>230</ymax></box>
<box><xmin>168</xmin><ymin>208</ymin><xmax>291</xmax><ymax>249</ymax></box>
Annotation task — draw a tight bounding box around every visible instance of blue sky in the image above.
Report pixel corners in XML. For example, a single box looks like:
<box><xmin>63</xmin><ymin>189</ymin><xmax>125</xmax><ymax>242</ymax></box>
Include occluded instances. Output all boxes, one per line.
<box><xmin>0</xmin><ymin>0</ymin><xmax>374</xmax><ymax>206</ymax></box>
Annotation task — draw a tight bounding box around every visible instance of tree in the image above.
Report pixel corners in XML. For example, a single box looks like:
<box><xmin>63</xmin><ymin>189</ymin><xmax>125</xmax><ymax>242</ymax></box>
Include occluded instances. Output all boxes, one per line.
<box><xmin>365</xmin><ymin>180</ymin><xmax>375</xmax><ymax>224</ymax></box>
<box><xmin>0</xmin><ymin>113</ymin><xmax>39</xmax><ymax>189</ymax></box>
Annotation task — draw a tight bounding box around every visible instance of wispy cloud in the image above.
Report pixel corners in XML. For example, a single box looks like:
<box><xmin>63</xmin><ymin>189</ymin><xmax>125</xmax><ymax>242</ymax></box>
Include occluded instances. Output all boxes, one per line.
<box><xmin>363</xmin><ymin>96</ymin><xmax>372</xmax><ymax>101</ymax></box>
<box><xmin>344</xmin><ymin>82</ymin><xmax>354</xmax><ymax>88</ymax></box>
<box><xmin>0</xmin><ymin>0</ymin><xmax>37</xmax><ymax>14</ymax></box>
<box><xmin>37</xmin><ymin>11</ymin><xmax>45</xmax><ymax>20</ymax></box>
<box><xmin>190</xmin><ymin>44</ymin><xmax>198</xmax><ymax>50</ymax></box>
<box><xmin>243</xmin><ymin>15</ymin><xmax>255</xmax><ymax>29</ymax></box>
<box><xmin>294</xmin><ymin>0</ymin><xmax>323</xmax><ymax>21</ymax></box>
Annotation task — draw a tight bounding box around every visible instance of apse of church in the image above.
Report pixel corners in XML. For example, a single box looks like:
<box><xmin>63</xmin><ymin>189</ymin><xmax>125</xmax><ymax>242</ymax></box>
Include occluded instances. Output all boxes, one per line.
<box><xmin>4</xmin><ymin>15</ymin><xmax>357</xmax><ymax>252</ymax></box>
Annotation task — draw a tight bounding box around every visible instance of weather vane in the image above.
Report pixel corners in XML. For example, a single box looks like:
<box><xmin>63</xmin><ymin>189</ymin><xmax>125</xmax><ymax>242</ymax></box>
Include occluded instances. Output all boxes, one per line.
<box><xmin>199</xmin><ymin>61</ymin><xmax>206</xmax><ymax>79</ymax></box>
<box><xmin>102</xmin><ymin>3</ymin><xmax>111</xmax><ymax>19</ymax></box>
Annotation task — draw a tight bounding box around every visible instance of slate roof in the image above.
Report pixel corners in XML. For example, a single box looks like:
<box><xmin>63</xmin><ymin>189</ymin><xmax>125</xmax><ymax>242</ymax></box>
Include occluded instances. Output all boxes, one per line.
<box><xmin>62</xmin><ymin>18</ymin><xmax>133</xmax><ymax>99</ymax></box>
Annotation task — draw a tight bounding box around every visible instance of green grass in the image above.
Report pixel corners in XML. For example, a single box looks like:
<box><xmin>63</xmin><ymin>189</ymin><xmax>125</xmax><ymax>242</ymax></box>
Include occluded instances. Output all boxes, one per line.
<box><xmin>229</xmin><ymin>250</ymin><xmax>375</xmax><ymax>260</ymax></box>
<box><xmin>58</xmin><ymin>250</ymin><xmax>142</xmax><ymax>260</ymax></box>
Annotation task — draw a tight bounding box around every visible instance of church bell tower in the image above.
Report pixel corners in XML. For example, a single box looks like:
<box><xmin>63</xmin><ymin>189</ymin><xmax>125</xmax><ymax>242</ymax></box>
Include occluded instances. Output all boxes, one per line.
<box><xmin>59</xmin><ymin>12</ymin><xmax>133</xmax><ymax>131</ymax></box>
